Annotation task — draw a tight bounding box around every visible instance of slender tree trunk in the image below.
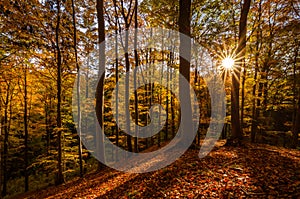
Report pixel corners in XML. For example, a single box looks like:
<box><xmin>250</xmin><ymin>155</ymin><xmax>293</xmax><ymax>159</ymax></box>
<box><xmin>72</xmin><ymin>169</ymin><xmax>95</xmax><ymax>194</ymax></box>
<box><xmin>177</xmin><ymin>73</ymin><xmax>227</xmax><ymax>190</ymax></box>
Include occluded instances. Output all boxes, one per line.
<box><xmin>133</xmin><ymin>0</ymin><xmax>139</xmax><ymax>153</ymax></box>
<box><xmin>118</xmin><ymin>0</ymin><xmax>135</xmax><ymax>152</ymax></box>
<box><xmin>2</xmin><ymin>84</ymin><xmax>9</xmax><ymax>197</ymax></box>
<box><xmin>124</xmin><ymin>30</ymin><xmax>132</xmax><ymax>152</ymax></box>
<box><xmin>96</xmin><ymin>0</ymin><xmax>106</xmax><ymax>170</ymax></box>
<box><xmin>165</xmin><ymin>54</ymin><xmax>170</xmax><ymax>141</ymax></box>
<box><xmin>45</xmin><ymin>100</ymin><xmax>50</xmax><ymax>156</ymax></box>
<box><xmin>293</xmin><ymin>94</ymin><xmax>300</xmax><ymax>149</ymax></box>
<box><xmin>0</xmin><ymin>86</ymin><xmax>2</xmax><ymax>197</ymax></box>
<box><xmin>241</xmin><ymin>66</ymin><xmax>246</xmax><ymax>132</ymax></box>
<box><xmin>158</xmin><ymin>51</ymin><xmax>163</xmax><ymax>146</ymax></box>
<box><xmin>230</xmin><ymin>0</ymin><xmax>251</xmax><ymax>141</ymax></box>
<box><xmin>24</xmin><ymin>65</ymin><xmax>29</xmax><ymax>192</ymax></box>
<box><xmin>55</xmin><ymin>0</ymin><xmax>64</xmax><ymax>185</ymax></box>
<box><xmin>113</xmin><ymin>0</ymin><xmax>119</xmax><ymax>159</ymax></box>
<box><xmin>144</xmin><ymin>51</ymin><xmax>149</xmax><ymax>149</ymax></box>
<box><xmin>145</xmin><ymin>82</ymin><xmax>149</xmax><ymax>149</ymax></box>
<box><xmin>150</xmin><ymin>30</ymin><xmax>155</xmax><ymax>147</ymax></box>
<box><xmin>71</xmin><ymin>0</ymin><xmax>83</xmax><ymax>177</ymax></box>
<box><xmin>251</xmin><ymin>66</ymin><xmax>258</xmax><ymax>142</ymax></box>
<box><xmin>159</xmin><ymin>33</ymin><xmax>165</xmax><ymax>144</ymax></box>
<box><xmin>170</xmin><ymin>50</ymin><xmax>176</xmax><ymax>138</ymax></box>
<box><xmin>251</xmin><ymin>0</ymin><xmax>262</xmax><ymax>142</ymax></box>
<box><xmin>179</xmin><ymin>0</ymin><xmax>192</xmax><ymax>145</ymax></box>
<box><xmin>292</xmin><ymin>42</ymin><xmax>299</xmax><ymax>148</ymax></box>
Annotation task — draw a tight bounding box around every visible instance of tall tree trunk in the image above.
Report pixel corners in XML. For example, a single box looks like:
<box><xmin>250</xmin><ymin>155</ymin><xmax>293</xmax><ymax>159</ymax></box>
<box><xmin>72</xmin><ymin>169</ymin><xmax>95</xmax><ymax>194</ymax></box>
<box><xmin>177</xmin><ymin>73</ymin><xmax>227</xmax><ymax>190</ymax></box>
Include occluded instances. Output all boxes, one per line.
<box><xmin>118</xmin><ymin>0</ymin><xmax>135</xmax><ymax>152</ymax></box>
<box><xmin>292</xmin><ymin>41</ymin><xmax>299</xmax><ymax>148</ymax></box>
<box><xmin>230</xmin><ymin>0</ymin><xmax>251</xmax><ymax>141</ymax></box>
<box><xmin>113</xmin><ymin>0</ymin><xmax>120</xmax><ymax>159</ymax></box>
<box><xmin>241</xmin><ymin>66</ymin><xmax>246</xmax><ymax>132</ymax></box>
<box><xmin>125</xmin><ymin>31</ymin><xmax>132</xmax><ymax>152</ymax></box>
<box><xmin>124</xmin><ymin>27</ymin><xmax>133</xmax><ymax>152</ymax></box>
<box><xmin>24</xmin><ymin>65</ymin><xmax>29</xmax><ymax>192</ymax></box>
<box><xmin>45</xmin><ymin>99</ymin><xmax>50</xmax><ymax>156</ymax></box>
<box><xmin>251</xmin><ymin>0</ymin><xmax>262</xmax><ymax>142</ymax></box>
<box><xmin>251</xmin><ymin>65</ymin><xmax>258</xmax><ymax>142</ymax></box>
<box><xmin>133</xmin><ymin>0</ymin><xmax>139</xmax><ymax>153</ymax></box>
<box><xmin>293</xmin><ymin>94</ymin><xmax>300</xmax><ymax>149</ymax></box>
<box><xmin>0</xmin><ymin>85</ymin><xmax>2</xmax><ymax>196</ymax></box>
<box><xmin>179</xmin><ymin>0</ymin><xmax>192</xmax><ymax>145</ymax></box>
<box><xmin>2</xmin><ymin>84</ymin><xmax>9</xmax><ymax>197</ymax></box>
<box><xmin>159</xmin><ymin>32</ymin><xmax>165</xmax><ymax>145</ymax></box>
<box><xmin>165</xmin><ymin>51</ymin><xmax>170</xmax><ymax>142</ymax></box>
<box><xmin>170</xmin><ymin>50</ymin><xmax>176</xmax><ymax>138</ymax></box>
<box><xmin>144</xmin><ymin>50</ymin><xmax>149</xmax><ymax>149</ymax></box>
<box><xmin>71</xmin><ymin>0</ymin><xmax>83</xmax><ymax>177</ymax></box>
<box><xmin>55</xmin><ymin>0</ymin><xmax>64</xmax><ymax>185</ymax></box>
<box><xmin>96</xmin><ymin>0</ymin><xmax>106</xmax><ymax>170</ymax></box>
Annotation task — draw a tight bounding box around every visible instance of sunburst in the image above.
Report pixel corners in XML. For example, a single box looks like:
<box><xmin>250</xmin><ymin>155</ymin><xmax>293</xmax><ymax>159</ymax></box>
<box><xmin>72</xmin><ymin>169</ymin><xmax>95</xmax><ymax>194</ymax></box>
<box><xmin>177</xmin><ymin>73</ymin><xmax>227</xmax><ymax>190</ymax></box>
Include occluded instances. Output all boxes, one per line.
<box><xmin>214</xmin><ymin>44</ymin><xmax>244</xmax><ymax>82</ymax></box>
<box><xmin>222</xmin><ymin>57</ymin><xmax>235</xmax><ymax>70</ymax></box>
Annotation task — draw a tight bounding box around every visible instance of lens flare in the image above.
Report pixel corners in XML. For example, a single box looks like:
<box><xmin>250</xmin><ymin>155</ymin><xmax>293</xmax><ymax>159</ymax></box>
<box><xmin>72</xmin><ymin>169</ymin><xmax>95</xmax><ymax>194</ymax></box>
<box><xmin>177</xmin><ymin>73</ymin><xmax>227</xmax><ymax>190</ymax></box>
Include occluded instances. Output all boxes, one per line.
<box><xmin>209</xmin><ymin>43</ymin><xmax>244</xmax><ymax>82</ymax></box>
<box><xmin>222</xmin><ymin>57</ymin><xmax>235</xmax><ymax>70</ymax></box>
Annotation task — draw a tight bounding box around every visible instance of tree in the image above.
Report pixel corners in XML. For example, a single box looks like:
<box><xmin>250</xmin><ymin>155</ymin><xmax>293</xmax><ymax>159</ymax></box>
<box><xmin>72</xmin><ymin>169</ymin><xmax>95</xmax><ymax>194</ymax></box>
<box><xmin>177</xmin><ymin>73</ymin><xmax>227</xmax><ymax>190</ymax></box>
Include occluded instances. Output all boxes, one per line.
<box><xmin>251</xmin><ymin>0</ymin><xmax>262</xmax><ymax>142</ymax></box>
<box><xmin>1</xmin><ymin>81</ymin><xmax>12</xmax><ymax>197</ymax></box>
<box><xmin>71</xmin><ymin>0</ymin><xmax>83</xmax><ymax>177</ymax></box>
<box><xmin>120</xmin><ymin>0</ymin><xmax>135</xmax><ymax>153</ymax></box>
<box><xmin>23</xmin><ymin>63</ymin><xmax>29</xmax><ymax>192</ymax></box>
<box><xmin>96</xmin><ymin>0</ymin><xmax>106</xmax><ymax>170</ymax></box>
<box><xmin>179</xmin><ymin>0</ymin><xmax>192</xmax><ymax>145</ymax></box>
<box><xmin>133</xmin><ymin>0</ymin><xmax>139</xmax><ymax>153</ymax></box>
<box><xmin>293</xmin><ymin>93</ymin><xmax>300</xmax><ymax>148</ymax></box>
<box><xmin>230</xmin><ymin>0</ymin><xmax>251</xmax><ymax>142</ymax></box>
<box><xmin>292</xmin><ymin>40</ymin><xmax>299</xmax><ymax>148</ymax></box>
<box><xmin>55</xmin><ymin>0</ymin><xmax>64</xmax><ymax>185</ymax></box>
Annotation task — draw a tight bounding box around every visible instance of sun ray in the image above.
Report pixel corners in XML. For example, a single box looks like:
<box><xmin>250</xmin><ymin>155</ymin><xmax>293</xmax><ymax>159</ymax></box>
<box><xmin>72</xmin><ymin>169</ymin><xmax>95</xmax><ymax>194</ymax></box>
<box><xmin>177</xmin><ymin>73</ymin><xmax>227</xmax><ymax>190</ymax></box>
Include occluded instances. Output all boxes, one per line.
<box><xmin>211</xmin><ymin>43</ymin><xmax>246</xmax><ymax>84</ymax></box>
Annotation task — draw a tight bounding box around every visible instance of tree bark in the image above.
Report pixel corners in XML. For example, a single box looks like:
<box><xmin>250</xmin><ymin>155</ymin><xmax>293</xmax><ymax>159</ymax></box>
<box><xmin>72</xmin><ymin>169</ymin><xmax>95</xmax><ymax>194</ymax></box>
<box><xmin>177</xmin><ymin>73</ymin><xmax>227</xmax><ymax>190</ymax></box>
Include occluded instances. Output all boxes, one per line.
<box><xmin>112</xmin><ymin>0</ymin><xmax>120</xmax><ymax>159</ymax></box>
<box><xmin>71</xmin><ymin>0</ymin><xmax>83</xmax><ymax>177</ymax></box>
<box><xmin>179</xmin><ymin>0</ymin><xmax>192</xmax><ymax>145</ymax></box>
<box><xmin>293</xmin><ymin>94</ymin><xmax>300</xmax><ymax>149</ymax></box>
<box><xmin>2</xmin><ymin>83</ymin><xmax>10</xmax><ymax>197</ymax></box>
<box><xmin>230</xmin><ymin>0</ymin><xmax>251</xmax><ymax>141</ymax></box>
<box><xmin>96</xmin><ymin>0</ymin><xmax>106</xmax><ymax>170</ymax></box>
<box><xmin>133</xmin><ymin>0</ymin><xmax>139</xmax><ymax>153</ymax></box>
<box><xmin>292</xmin><ymin>41</ymin><xmax>299</xmax><ymax>148</ymax></box>
<box><xmin>24</xmin><ymin>65</ymin><xmax>29</xmax><ymax>192</ymax></box>
<box><xmin>55</xmin><ymin>0</ymin><xmax>64</xmax><ymax>185</ymax></box>
<box><xmin>118</xmin><ymin>0</ymin><xmax>135</xmax><ymax>153</ymax></box>
<box><xmin>241</xmin><ymin>66</ymin><xmax>246</xmax><ymax>132</ymax></box>
<box><xmin>0</xmin><ymin>85</ymin><xmax>2</xmax><ymax>197</ymax></box>
<box><xmin>251</xmin><ymin>0</ymin><xmax>262</xmax><ymax>142</ymax></box>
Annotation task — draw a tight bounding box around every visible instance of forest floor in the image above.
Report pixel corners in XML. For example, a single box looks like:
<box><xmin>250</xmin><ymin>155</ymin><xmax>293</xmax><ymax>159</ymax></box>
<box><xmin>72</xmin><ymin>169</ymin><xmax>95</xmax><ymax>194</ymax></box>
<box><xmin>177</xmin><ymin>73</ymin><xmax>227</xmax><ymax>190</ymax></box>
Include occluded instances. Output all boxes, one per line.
<box><xmin>14</xmin><ymin>141</ymin><xmax>300</xmax><ymax>199</ymax></box>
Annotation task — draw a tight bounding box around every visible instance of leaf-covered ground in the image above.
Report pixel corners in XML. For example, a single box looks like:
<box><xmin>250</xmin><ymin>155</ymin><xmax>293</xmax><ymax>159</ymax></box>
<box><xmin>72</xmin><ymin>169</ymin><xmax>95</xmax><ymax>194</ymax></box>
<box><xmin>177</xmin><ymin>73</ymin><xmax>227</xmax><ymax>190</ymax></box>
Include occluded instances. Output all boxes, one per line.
<box><xmin>15</xmin><ymin>141</ymin><xmax>300</xmax><ymax>199</ymax></box>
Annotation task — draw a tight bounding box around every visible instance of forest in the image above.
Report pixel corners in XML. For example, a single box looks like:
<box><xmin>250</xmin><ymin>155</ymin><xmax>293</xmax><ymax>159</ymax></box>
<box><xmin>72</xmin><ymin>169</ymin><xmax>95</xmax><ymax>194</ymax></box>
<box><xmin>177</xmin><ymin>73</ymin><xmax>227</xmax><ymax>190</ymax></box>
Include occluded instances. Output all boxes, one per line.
<box><xmin>0</xmin><ymin>0</ymin><xmax>299</xmax><ymax>198</ymax></box>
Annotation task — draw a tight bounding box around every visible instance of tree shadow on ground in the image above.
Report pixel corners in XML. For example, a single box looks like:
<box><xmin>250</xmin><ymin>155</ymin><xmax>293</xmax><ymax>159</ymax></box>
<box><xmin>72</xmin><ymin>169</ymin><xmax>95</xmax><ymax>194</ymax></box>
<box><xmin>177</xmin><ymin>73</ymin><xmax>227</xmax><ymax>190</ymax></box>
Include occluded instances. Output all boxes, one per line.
<box><xmin>15</xmin><ymin>141</ymin><xmax>300</xmax><ymax>199</ymax></box>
